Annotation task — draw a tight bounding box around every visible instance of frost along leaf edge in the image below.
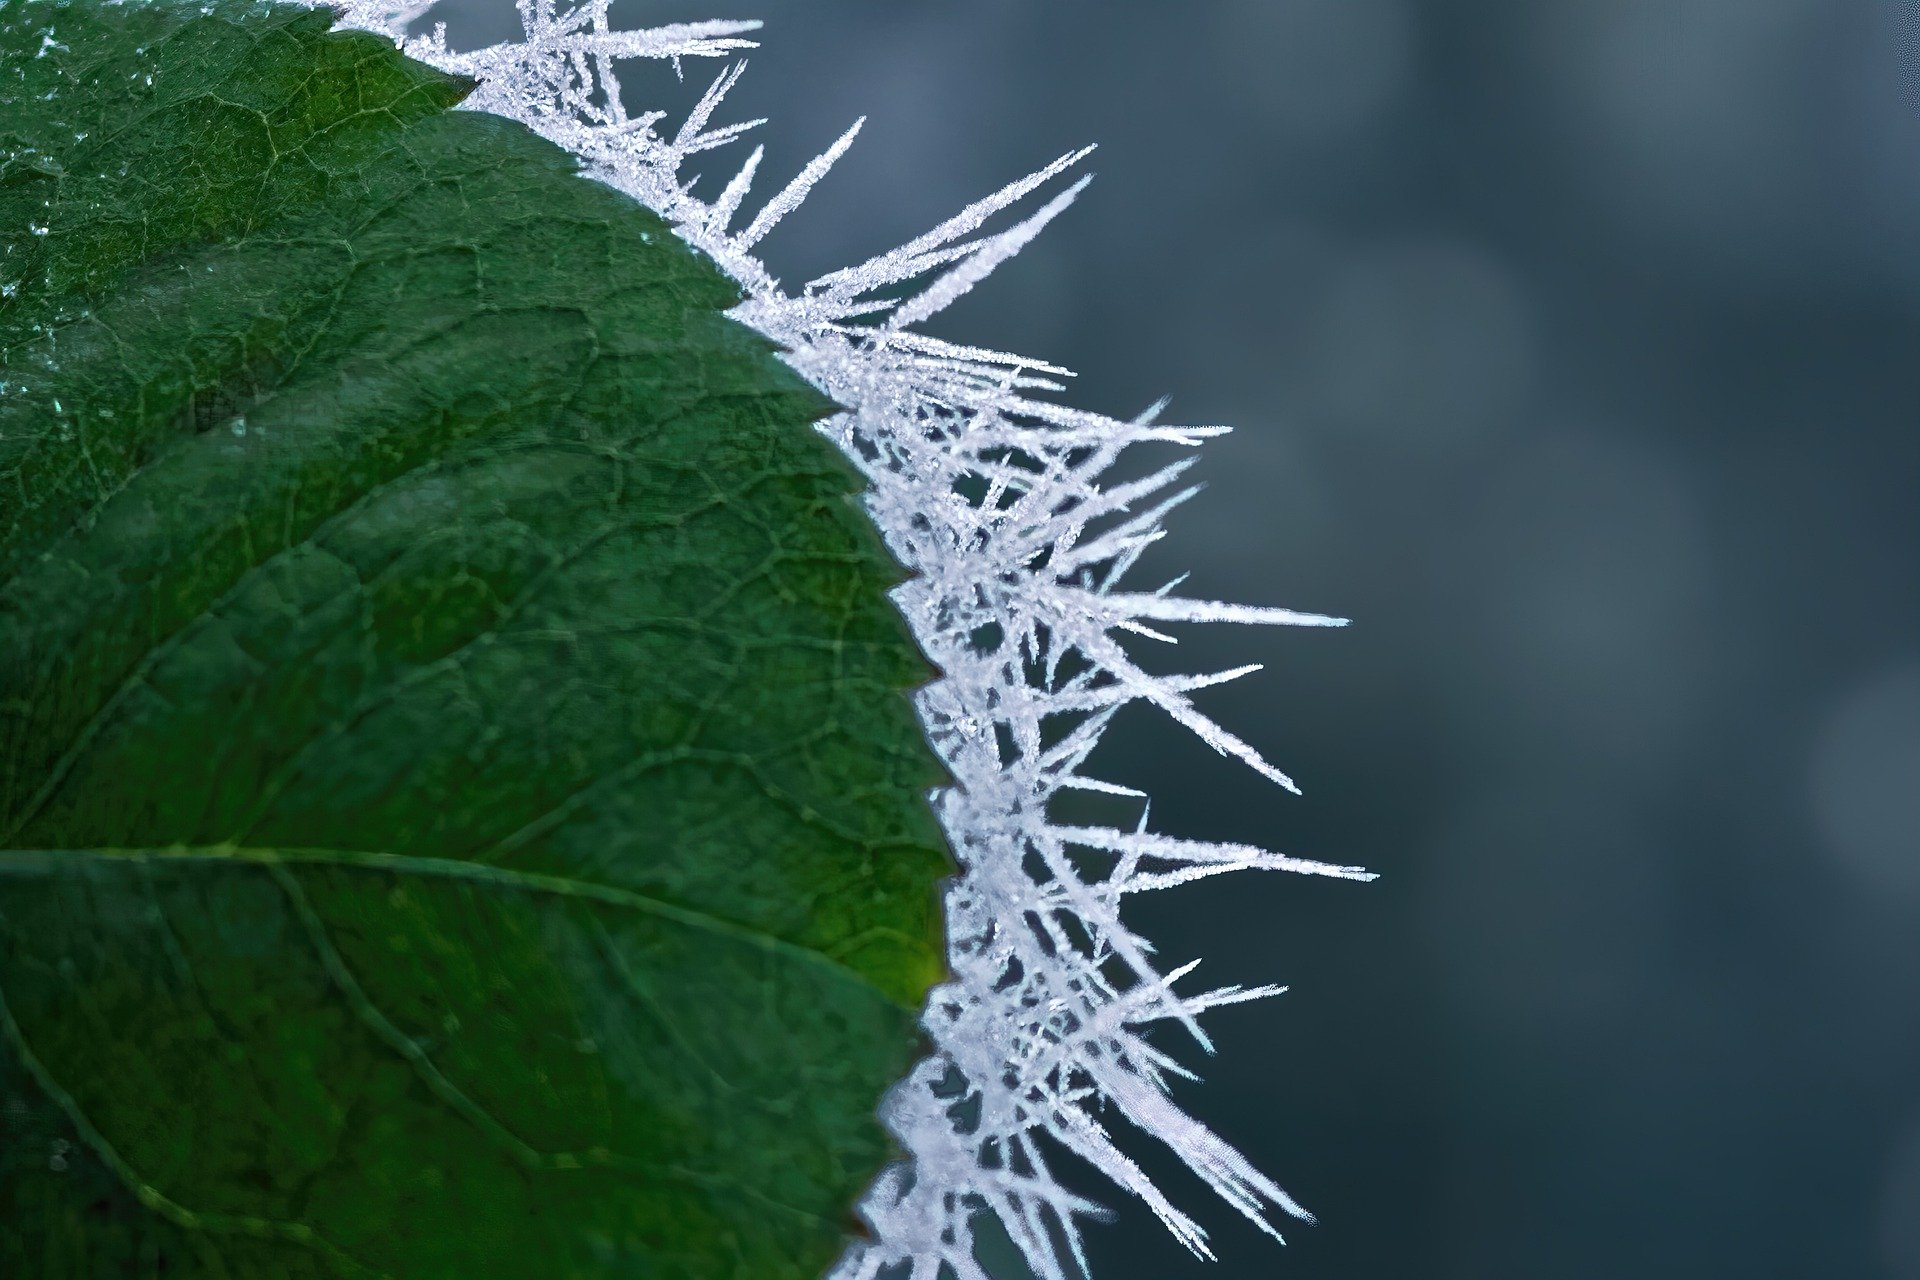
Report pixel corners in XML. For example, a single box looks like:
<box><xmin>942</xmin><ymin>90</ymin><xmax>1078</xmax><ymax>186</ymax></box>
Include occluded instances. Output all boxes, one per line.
<box><xmin>0</xmin><ymin>3</ymin><xmax>949</xmax><ymax>1277</ymax></box>
<box><xmin>295</xmin><ymin>2</ymin><xmax>1379</xmax><ymax>1279</ymax></box>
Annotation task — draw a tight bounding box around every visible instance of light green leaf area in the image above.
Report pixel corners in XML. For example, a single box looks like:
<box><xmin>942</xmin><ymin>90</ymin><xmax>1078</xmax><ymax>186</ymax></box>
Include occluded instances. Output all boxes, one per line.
<box><xmin>0</xmin><ymin>1</ymin><xmax>949</xmax><ymax>1275</ymax></box>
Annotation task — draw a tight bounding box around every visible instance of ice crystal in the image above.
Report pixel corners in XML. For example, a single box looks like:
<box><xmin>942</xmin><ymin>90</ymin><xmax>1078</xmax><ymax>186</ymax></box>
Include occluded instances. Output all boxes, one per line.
<box><xmin>323</xmin><ymin>2</ymin><xmax>1374</xmax><ymax>1275</ymax></box>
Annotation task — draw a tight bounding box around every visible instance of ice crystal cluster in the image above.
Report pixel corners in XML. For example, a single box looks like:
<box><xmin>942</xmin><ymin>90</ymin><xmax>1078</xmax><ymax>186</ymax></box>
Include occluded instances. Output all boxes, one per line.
<box><xmin>322</xmin><ymin>2</ymin><xmax>1373</xmax><ymax>1275</ymax></box>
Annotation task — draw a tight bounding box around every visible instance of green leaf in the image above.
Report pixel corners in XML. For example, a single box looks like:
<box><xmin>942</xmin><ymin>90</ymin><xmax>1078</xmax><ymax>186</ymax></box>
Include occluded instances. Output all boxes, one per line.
<box><xmin>0</xmin><ymin>2</ymin><xmax>949</xmax><ymax>1275</ymax></box>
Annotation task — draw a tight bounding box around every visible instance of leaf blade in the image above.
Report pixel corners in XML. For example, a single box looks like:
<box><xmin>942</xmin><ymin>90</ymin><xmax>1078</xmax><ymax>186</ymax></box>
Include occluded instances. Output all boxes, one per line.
<box><xmin>0</xmin><ymin>2</ymin><xmax>947</xmax><ymax>1275</ymax></box>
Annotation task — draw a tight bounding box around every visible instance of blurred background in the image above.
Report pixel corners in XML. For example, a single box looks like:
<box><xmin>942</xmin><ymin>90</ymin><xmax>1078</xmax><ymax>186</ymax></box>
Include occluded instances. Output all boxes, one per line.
<box><xmin>444</xmin><ymin>1</ymin><xmax>1919</xmax><ymax>1275</ymax></box>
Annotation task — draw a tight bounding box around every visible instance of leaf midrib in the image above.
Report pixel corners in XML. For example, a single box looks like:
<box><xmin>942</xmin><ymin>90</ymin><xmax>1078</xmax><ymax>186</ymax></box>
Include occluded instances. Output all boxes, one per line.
<box><xmin>0</xmin><ymin>844</ymin><xmax>908</xmax><ymax>1008</ymax></box>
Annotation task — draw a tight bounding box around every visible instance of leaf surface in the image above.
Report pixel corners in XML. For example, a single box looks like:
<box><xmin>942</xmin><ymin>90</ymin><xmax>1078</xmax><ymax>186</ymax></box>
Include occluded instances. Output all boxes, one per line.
<box><xmin>0</xmin><ymin>3</ymin><xmax>947</xmax><ymax>1275</ymax></box>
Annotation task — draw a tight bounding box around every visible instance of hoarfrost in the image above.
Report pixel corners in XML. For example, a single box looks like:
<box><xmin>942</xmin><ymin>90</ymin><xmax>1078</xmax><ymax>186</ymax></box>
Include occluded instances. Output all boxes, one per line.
<box><xmin>323</xmin><ymin>2</ymin><xmax>1375</xmax><ymax>1275</ymax></box>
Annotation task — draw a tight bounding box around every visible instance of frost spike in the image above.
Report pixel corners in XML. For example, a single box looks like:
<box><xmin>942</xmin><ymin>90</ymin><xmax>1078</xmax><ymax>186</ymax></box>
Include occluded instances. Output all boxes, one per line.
<box><xmin>738</xmin><ymin>117</ymin><xmax>864</xmax><ymax>249</ymax></box>
<box><xmin>707</xmin><ymin>143</ymin><xmax>763</xmax><ymax>233</ymax></box>
<box><xmin>1054</xmin><ymin>826</ymin><xmax>1377</xmax><ymax>883</ymax></box>
<box><xmin>886</xmin><ymin>176</ymin><xmax>1090</xmax><ymax>330</ymax></box>
<box><xmin>1101</xmin><ymin>593</ymin><xmax>1351</xmax><ymax>628</ymax></box>
<box><xmin>809</xmin><ymin>145</ymin><xmax>1095</xmax><ymax>297</ymax></box>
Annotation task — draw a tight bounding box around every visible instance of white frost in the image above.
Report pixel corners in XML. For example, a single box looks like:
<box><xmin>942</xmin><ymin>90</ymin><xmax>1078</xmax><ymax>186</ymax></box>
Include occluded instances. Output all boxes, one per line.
<box><xmin>324</xmin><ymin>2</ymin><xmax>1374</xmax><ymax>1275</ymax></box>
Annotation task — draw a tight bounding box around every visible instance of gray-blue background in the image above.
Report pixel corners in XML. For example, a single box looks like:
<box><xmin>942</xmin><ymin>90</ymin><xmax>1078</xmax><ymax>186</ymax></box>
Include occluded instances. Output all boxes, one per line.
<box><xmin>444</xmin><ymin>1</ymin><xmax>1919</xmax><ymax>1275</ymax></box>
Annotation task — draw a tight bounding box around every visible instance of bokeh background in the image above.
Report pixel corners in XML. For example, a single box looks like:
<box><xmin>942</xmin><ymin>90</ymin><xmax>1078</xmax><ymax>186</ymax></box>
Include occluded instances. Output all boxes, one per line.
<box><xmin>442</xmin><ymin>1</ymin><xmax>1919</xmax><ymax>1275</ymax></box>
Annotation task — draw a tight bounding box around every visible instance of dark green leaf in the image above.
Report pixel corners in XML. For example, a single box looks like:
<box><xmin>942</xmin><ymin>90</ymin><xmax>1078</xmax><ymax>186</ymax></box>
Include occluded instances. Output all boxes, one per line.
<box><xmin>0</xmin><ymin>2</ymin><xmax>948</xmax><ymax>1275</ymax></box>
